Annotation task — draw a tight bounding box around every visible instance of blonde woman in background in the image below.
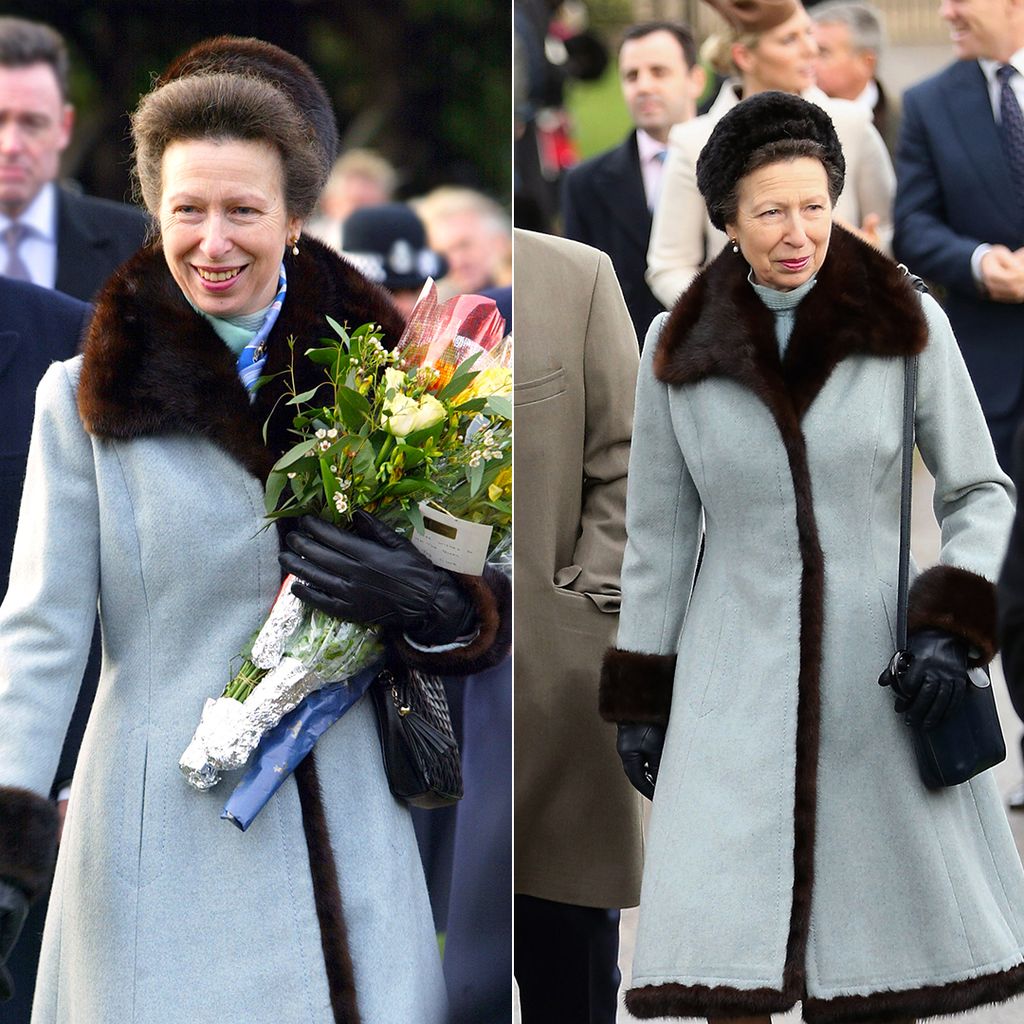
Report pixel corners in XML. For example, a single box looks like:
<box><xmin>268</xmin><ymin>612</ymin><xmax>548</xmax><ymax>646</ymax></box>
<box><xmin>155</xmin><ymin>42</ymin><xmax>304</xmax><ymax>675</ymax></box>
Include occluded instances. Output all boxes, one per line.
<box><xmin>646</xmin><ymin>0</ymin><xmax>894</xmax><ymax>308</ymax></box>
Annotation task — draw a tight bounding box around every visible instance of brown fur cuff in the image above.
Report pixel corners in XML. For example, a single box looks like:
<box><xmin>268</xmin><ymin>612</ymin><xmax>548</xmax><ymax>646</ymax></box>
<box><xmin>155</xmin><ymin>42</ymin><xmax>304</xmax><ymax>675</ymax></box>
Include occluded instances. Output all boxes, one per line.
<box><xmin>908</xmin><ymin>564</ymin><xmax>999</xmax><ymax>663</ymax></box>
<box><xmin>599</xmin><ymin>648</ymin><xmax>676</xmax><ymax>724</ymax></box>
<box><xmin>0</xmin><ymin>786</ymin><xmax>59</xmax><ymax>902</ymax></box>
<box><xmin>388</xmin><ymin>565</ymin><xmax>511</xmax><ymax>676</ymax></box>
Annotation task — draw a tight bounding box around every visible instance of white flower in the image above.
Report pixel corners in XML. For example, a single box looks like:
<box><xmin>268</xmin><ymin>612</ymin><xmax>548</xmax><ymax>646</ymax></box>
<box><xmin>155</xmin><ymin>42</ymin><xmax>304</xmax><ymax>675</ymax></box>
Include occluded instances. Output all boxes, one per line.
<box><xmin>330</xmin><ymin>464</ymin><xmax>338</xmax><ymax>474</ymax></box>
<box><xmin>327</xmin><ymin>428</ymin><xmax>338</xmax><ymax>439</ymax></box>
<box><xmin>382</xmin><ymin>393</ymin><xmax>446</xmax><ymax>438</ymax></box>
<box><xmin>315</xmin><ymin>428</ymin><xmax>327</xmax><ymax>440</ymax></box>
<box><xmin>333</xmin><ymin>492</ymin><xmax>349</xmax><ymax>514</ymax></box>
<box><xmin>384</xmin><ymin>367</ymin><xmax>407</xmax><ymax>398</ymax></box>
<box><xmin>319</xmin><ymin>440</ymin><xmax>331</xmax><ymax>452</ymax></box>
<box><xmin>287</xmin><ymin>472</ymin><xmax>297</xmax><ymax>480</ymax></box>
<box><xmin>468</xmin><ymin>452</ymin><xmax>482</xmax><ymax>468</ymax></box>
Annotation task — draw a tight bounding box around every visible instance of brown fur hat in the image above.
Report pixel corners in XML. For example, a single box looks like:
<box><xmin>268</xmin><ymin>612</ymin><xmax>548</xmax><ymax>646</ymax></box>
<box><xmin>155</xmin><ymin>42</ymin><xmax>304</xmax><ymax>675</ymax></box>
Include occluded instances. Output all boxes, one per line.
<box><xmin>159</xmin><ymin>36</ymin><xmax>338</xmax><ymax>178</ymax></box>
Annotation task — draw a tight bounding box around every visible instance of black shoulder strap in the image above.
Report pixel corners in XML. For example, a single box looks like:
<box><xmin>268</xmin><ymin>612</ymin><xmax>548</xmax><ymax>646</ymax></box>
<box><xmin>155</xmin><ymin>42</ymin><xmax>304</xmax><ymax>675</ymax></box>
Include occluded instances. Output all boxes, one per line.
<box><xmin>896</xmin><ymin>264</ymin><xmax>927</xmax><ymax>650</ymax></box>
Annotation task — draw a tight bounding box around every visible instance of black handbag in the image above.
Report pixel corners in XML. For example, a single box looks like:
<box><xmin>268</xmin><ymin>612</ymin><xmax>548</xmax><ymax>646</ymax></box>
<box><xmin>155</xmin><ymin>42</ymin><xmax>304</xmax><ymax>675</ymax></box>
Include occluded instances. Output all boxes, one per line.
<box><xmin>877</xmin><ymin>341</ymin><xmax>1006</xmax><ymax>789</ymax></box>
<box><xmin>370</xmin><ymin>666</ymin><xmax>463</xmax><ymax>808</ymax></box>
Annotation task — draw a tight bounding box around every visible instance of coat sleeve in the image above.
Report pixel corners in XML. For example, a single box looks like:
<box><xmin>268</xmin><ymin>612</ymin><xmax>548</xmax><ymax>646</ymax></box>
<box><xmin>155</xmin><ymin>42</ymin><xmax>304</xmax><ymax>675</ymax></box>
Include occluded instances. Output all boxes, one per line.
<box><xmin>893</xmin><ymin>88</ymin><xmax>980</xmax><ymax>296</ymax></box>
<box><xmin>646</xmin><ymin>124</ymin><xmax>706</xmax><ymax>308</ymax></box>
<box><xmin>599</xmin><ymin>314</ymin><xmax>702</xmax><ymax>723</ymax></box>
<box><xmin>908</xmin><ymin>293</ymin><xmax>1014</xmax><ymax>663</ymax></box>
<box><xmin>0</xmin><ymin>359</ymin><xmax>100</xmax><ymax>900</ymax></box>
<box><xmin>850</xmin><ymin>117</ymin><xmax>896</xmax><ymax>256</ymax></box>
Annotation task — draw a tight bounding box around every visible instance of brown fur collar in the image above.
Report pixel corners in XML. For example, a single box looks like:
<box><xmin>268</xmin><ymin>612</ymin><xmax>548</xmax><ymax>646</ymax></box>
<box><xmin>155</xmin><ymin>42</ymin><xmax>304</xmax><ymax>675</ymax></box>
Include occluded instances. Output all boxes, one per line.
<box><xmin>78</xmin><ymin>235</ymin><xmax>404</xmax><ymax>483</ymax></box>
<box><xmin>654</xmin><ymin>226</ymin><xmax>928</xmax><ymax>421</ymax></box>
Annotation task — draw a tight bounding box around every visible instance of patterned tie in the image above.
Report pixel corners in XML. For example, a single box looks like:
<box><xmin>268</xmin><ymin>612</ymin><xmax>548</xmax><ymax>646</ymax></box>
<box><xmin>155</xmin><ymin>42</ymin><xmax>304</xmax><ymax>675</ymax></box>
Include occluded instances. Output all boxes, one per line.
<box><xmin>996</xmin><ymin>64</ymin><xmax>1024</xmax><ymax>204</ymax></box>
<box><xmin>3</xmin><ymin>222</ymin><xmax>31</xmax><ymax>282</ymax></box>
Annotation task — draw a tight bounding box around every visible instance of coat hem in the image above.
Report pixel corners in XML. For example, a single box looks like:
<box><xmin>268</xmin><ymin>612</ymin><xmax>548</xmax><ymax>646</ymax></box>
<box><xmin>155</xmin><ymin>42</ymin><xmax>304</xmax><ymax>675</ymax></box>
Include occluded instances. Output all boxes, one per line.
<box><xmin>625</xmin><ymin>980</ymin><xmax>795</xmax><ymax>1019</ymax></box>
<box><xmin>802</xmin><ymin>959</ymin><xmax>1024</xmax><ymax>1022</ymax></box>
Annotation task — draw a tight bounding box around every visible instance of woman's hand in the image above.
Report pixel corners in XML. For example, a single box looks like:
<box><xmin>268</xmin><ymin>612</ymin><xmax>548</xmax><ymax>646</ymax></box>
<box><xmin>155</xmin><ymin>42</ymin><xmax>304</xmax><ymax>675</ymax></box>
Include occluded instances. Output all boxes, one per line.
<box><xmin>616</xmin><ymin>722</ymin><xmax>666</xmax><ymax>800</ymax></box>
<box><xmin>280</xmin><ymin>512</ymin><xmax>478</xmax><ymax>646</ymax></box>
<box><xmin>0</xmin><ymin>878</ymin><xmax>28</xmax><ymax>1002</ymax></box>
<box><xmin>893</xmin><ymin>629</ymin><xmax>970</xmax><ymax>729</ymax></box>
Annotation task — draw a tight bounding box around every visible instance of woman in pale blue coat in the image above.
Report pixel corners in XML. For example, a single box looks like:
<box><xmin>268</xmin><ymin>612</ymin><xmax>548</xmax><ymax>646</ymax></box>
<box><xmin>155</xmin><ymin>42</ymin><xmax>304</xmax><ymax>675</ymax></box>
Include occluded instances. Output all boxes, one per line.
<box><xmin>0</xmin><ymin>39</ymin><xmax>509</xmax><ymax>1024</ymax></box>
<box><xmin>601</xmin><ymin>92</ymin><xmax>1024</xmax><ymax>1023</ymax></box>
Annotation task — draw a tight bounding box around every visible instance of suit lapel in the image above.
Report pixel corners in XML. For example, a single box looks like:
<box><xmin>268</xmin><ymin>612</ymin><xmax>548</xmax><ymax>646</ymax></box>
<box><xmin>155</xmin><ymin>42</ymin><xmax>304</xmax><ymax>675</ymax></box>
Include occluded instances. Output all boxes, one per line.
<box><xmin>943</xmin><ymin>61</ymin><xmax>1022</xmax><ymax>228</ymax></box>
<box><xmin>0</xmin><ymin>331</ymin><xmax>22</xmax><ymax>382</ymax></box>
<box><xmin>593</xmin><ymin>134</ymin><xmax>651</xmax><ymax>253</ymax></box>
<box><xmin>54</xmin><ymin>189</ymin><xmax>107</xmax><ymax>299</ymax></box>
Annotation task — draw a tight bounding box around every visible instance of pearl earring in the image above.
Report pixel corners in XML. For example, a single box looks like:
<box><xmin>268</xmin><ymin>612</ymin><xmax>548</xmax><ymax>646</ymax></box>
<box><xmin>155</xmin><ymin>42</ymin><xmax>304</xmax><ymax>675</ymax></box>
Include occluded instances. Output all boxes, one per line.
<box><xmin>730</xmin><ymin>239</ymin><xmax>740</xmax><ymax>254</ymax></box>
<box><xmin>290</xmin><ymin>237</ymin><xmax>300</xmax><ymax>256</ymax></box>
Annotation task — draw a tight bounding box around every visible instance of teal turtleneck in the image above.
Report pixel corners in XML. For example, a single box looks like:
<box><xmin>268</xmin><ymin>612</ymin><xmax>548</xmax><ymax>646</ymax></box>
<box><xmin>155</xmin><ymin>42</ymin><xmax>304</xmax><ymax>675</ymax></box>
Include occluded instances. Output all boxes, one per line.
<box><xmin>192</xmin><ymin>302</ymin><xmax>274</xmax><ymax>356</ymax></box>
<box><xmin>748</xmin><ymin>271</ymin><xmax>818</xmax><ymax>358</ymax></box>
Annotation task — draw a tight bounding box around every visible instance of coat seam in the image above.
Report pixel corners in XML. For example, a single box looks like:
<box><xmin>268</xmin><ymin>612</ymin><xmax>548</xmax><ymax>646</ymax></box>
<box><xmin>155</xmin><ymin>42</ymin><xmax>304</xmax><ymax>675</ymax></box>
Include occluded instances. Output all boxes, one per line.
<box><xmin>110</xmin><ymin>438</ymin><xmax>155</xmax><ymax>1024</ymax></box>
<box><xmin>968</xmin><ymin>780</ymin><xmax>1024</xmax><ymax>941</ymax></box>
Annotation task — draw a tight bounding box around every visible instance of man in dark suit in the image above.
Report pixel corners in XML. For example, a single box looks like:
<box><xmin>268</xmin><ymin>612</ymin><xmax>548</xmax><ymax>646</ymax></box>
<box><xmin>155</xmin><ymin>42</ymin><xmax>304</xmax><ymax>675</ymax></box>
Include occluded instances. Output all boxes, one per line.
<box><xmin>894</xmin><ymin>0</ymin><xmax>1024</xmax><ymax>474</ymax></box>
<box><xmin>0</xmin><ymin>278</ymin><xmax>91</xmax><ymax>1018</ymax></box>
<box><xmin>561</xmin><ymin>22</ymin><xmax>704</xmax><ymax>347</ymax></box>
<box><xmin>895</xmin><ymin>0</ymin><xmax>1024</xmax><ymax>809</ymax></box>
<box><xmin>0</xmin><ymin>17</ymin><xmax>148</xmax><ymax>301</ymax></box>
<box><xmin>812</xmin><ymin>1</ymin><xmax>900</xmax><ymax>154</ymax></box>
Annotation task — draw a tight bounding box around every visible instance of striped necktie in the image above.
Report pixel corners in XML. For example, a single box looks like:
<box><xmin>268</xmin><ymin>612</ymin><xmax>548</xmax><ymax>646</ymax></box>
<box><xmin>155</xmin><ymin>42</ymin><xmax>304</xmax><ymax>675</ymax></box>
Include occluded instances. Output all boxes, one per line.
<box><xmin>997</xmin><ymin>64</ymin><xmax>1024</xmax><ymax>205</ymax></box>
<box><xmin>3</xmin><ymin>222</ymin><xmax>31</xmax><ymax>282</ymax></box>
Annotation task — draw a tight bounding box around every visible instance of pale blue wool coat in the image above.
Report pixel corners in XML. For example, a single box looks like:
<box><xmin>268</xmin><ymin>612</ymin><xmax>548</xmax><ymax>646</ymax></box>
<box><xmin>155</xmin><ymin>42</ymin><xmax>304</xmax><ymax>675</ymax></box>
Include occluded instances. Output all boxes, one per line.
<box><xmin>600</xmin><ymin>229</ymin><xmax>1024</xmax><ymax>1023</ymax></box>
<box><xmin>0</xmin><ymin>241</ymin><xmax>509</xmax><ymax>1024</ymax></box>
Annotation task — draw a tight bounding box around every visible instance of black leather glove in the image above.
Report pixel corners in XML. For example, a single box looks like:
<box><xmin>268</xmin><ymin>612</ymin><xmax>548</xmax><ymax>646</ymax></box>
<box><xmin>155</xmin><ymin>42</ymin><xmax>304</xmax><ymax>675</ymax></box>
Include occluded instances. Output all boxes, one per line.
<box><xmin>616</xmin><ymin>722</ymin><xmax>666</xmax><ymax>800</ymax></box>
<box><xmin>891</xmin><ymin>629</ymin><xmax>969</xmax><ymax>729</ymax></box>
<box><xmin>0</xmin><ymin>878</ymin><xmax>29</xmax><ymax>1002</ymax></box>
<box><xmin>280</xmin><ymin>512</ymin><xmax>478</xmax><ymax>645</ymax></box>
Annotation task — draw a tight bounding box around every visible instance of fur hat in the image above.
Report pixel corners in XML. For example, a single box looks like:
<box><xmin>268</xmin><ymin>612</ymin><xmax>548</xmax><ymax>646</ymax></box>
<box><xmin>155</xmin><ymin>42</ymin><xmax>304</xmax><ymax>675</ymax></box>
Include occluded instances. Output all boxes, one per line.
<box><xmin>702</xmin><ymin>0</ymin><xmax>797</xmax><ymax>32</ymax></box>
<box><xmin>160</xmin><ymin>36</ymin><xmax>338</xmax><ymax>178</ymax></box>
<box><xmin>696</xmin><ymin>91</ymin><xmax>845</xmax><ymax>230</ymax></box>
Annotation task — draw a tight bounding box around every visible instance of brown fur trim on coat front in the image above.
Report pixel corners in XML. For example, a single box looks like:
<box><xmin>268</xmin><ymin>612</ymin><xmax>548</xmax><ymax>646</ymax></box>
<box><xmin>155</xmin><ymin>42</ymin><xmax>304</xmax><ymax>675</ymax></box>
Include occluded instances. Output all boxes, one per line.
<box><xmin>908</xmin><ymin>564</ymin><xmax>999</xmax><ymax>664</ymax></box>
<box><xmin>0</xmin><ymin>786</ymin><xmax>58</xmax><ymax>902</ymax></box>
<box><xmin>598</xmin><ymin>649</ymin><xmax>676</xmax><ymax>724</ymax></box>
<box><xmin>803</xmin><ymin>959</ymin><xmax>1024</xmax><ymax>1023</ymax></box>
<box><xmin>294</xmin><ymin>753</ymin><xmax>361</xmax><ymax>1024</ymax></box>
<box><xmin>387</xmin><ymin>565</ymin><xmax>512</xmax><ymax>675</ymax></box>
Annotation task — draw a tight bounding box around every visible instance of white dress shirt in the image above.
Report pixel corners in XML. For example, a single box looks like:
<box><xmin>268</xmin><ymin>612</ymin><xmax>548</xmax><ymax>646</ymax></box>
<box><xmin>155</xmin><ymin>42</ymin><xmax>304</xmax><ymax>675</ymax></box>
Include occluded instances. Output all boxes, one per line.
<box><xmin>635</xmin><ymin>128</ymin><xmax>669</xmax><ymax>211</ymax></box>
<box><xmin>0</xmin><ymin>182</ymin><xmax>58</xmax><ymax>289</ymax></box>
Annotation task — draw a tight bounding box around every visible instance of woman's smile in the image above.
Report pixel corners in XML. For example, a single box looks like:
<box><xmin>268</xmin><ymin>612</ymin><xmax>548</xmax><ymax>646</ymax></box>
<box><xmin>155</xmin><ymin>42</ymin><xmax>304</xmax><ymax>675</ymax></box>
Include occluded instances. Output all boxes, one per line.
<box><xmin>193</xmin><ymin>264</ymin><xmax>247</xmax><ymax>288</ymax></box>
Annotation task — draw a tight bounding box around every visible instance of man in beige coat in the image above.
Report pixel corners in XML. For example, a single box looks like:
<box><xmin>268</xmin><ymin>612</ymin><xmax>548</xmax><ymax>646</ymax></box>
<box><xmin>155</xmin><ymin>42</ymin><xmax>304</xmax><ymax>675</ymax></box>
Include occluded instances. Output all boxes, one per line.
<box><xmin>514</xmin><ymin>229</ymin><xmax>644</xmax><ymax>1022</ymax></box>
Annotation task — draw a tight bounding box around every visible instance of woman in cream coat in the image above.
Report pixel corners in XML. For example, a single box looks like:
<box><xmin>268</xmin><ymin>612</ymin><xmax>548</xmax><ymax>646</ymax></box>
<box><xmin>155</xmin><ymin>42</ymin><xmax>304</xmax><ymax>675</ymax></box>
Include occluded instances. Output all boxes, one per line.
<box><xmin>646</xmin><ymin>0</ymin><xmax>894</xmax><ymax>308</ymax></box>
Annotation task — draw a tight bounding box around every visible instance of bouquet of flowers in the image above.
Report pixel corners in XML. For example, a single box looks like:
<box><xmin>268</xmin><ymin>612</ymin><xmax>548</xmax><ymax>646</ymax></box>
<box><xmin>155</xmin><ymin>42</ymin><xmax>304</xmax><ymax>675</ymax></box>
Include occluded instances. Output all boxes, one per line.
<box><xmin>179</xmin><ymin>282</ymin><xmax>511</xmax><ymax>827</ymax></box>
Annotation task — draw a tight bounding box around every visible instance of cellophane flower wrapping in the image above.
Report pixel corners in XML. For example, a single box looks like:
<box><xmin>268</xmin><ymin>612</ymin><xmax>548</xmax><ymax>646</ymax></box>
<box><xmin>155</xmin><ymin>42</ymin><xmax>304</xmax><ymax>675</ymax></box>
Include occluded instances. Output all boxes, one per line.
<box><xmin>179</xmin><ymin>280</ymin><xmax>511</xmax><ymax>826</ymax></box>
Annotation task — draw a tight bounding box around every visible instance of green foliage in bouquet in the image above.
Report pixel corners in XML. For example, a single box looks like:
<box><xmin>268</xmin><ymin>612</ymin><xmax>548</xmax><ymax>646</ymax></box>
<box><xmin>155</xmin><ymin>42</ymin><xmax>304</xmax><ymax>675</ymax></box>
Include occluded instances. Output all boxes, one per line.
<box><xmin>260</xmin><ymin>317</ymin><xmax>511</xmax><ymax>540</ymax></box>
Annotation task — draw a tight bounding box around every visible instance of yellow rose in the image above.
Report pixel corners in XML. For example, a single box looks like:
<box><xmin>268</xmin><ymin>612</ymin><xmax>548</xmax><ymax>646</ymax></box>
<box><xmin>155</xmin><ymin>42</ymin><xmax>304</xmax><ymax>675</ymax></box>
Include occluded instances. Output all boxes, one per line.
<box><xmin>455</xmin><ymin>365</ymin><xmax>512</xmax><ymax>405</ymax></box>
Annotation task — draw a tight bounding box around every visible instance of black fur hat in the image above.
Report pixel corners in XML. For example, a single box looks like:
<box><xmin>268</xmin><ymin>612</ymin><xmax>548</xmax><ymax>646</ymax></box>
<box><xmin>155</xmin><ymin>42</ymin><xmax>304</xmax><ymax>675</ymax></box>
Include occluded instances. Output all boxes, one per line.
<box><xmin>160</xmin><ymin>36</ymin><xmax>339</xmax><ymax>179</ymax></box>
<box><xmin>696</xmin><ymin>91</ymin><xmax>845</xmax><ymax>230</ymax></box>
